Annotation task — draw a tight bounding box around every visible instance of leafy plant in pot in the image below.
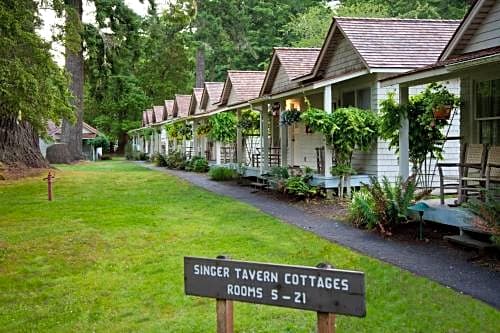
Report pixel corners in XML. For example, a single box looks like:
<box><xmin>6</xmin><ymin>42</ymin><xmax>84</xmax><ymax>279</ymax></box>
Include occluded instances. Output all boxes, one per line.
<box><xmin>427</xmin><ymin>83</ymin><xmax>460</xmax><ymax>120</ymax></box>
<box><xmin>280</xmin><ymin>108</ymin><xmax>302</xmax><ymax>126</ymax></box>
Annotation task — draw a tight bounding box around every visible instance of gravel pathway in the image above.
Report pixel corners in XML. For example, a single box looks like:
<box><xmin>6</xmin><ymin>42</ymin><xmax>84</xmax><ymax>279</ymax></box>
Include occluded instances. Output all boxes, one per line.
<box><xmin>140</xmin><ymin>163</ymin><xmax>500</xmax><ymax>309</ymax></box>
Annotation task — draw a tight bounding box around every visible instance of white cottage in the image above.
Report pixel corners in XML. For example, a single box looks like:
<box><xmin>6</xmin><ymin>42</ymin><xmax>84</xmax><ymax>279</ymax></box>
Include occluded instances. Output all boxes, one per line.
<box><xmin>253</xmin><ymin>18</ymin><xmax>462</xmax><ymax>189</ymax></box>
<box><xmin>382</xmin><ymin>0</ymin><xmax>500</xmax><ymax>201</ymax></box>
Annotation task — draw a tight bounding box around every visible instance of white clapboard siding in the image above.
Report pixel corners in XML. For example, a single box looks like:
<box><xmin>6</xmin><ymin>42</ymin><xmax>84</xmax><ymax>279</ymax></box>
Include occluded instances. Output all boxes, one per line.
<box><xmin>323</xmin><ymin>31</ymin><xmax>366</xmax><ymax>79</ymax></box>
<box><xmin>464</xmin><ymin>1</ymin><xmax>500</xmax><ymax>53</ymax></box>
<box><xmin>375</xmin><ymin>79</ymin><xmax>461</xmax><ymax>186</ymax></box>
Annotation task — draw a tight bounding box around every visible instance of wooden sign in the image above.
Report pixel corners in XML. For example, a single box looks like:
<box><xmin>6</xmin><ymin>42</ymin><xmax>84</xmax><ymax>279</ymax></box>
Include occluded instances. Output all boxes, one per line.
<box><xmin>184</xmin><ymin>256</ymin><xmax>365</xmax><ymax>317</ymax></box>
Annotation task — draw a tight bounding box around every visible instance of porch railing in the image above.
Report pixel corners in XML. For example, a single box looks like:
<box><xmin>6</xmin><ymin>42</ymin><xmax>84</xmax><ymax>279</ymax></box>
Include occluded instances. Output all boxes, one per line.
<box><xmin>251</xmin><ymin>147</ymin><xmax>281</xmax><ymax>168</ymax></box>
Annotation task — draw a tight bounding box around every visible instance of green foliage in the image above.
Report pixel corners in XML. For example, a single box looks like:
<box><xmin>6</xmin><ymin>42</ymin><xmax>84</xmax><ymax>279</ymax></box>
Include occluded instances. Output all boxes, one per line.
<box><xmin>285</xmin><ymin>176</ymin><xmax>317</xmax><ymax>199</ymax></box>
<box><xmin>337</xmin><ymin>0</ymin><xmax>468</xmax><ymax>19</ymax></box>
<box><xmin>185</xmin><ymin>156</ymin><xmax>209</xmax><ymax>173</ymax></box>
<box><xmin>331</xmin><ymin>164</ymin><xmax>357</xmax><ymax>177</ymax></box>
<box><xmin>165</xmin><ymin>150</ymin><xmax>187</xmax><ymax>170</ymax></box>
<box><xmin>380</xmin><ymin>84</ymin><xmax>458</xmax><ymax>168</ymax></box>
<box><xmin>281</xmin><ymin>109</ymin><xmax>302</xmax><ymax>126</ymax></box>
<box><xmin>301</xmin><ymin>106</ymin><xmax>379</xmax><ymax>177</ymax></box>
<box><xmin>237</xmin><ymin>110</ymin><xmax>260</xmax><ymax>136</ymax></box>
<box><xmin>194</xmin><ymin>0</ymin><xmax>323</xmax><ymax>81</ymax></box>
<box><xmin>269</xmin><ymin>166</ymin><xmax>290</xmax><ymax>180</ymax></box>
<box><xmin>166</xmin><ymin>122</ymin><xmax>191</xmax><ymax>140</ymax></box>
<box><xmin>288</xmin><ymin>1</ymin><xmax>469</xmax><ymax>48</ymax></box>
<box><xmin>300</xmin><ymin>107</ymin><xmax>337</xmax><ymax>134</ymax></box>
<box><xmin>349</xmin><ymin>188</ymin><xmax>377</xmax><ymax>229</ymax></box>
<box><xmin>467</xmin><ymin>191</ymin><xmax>500</xmax><ymax>246</ymax></box>
<box><xmin>195</xmin><ymin>122</ymin><xmax>212</xmax><ymax>136</ymax></box>
<box><xmin>350</xmin><ymin>176</ymin><xmax>417</xmax><ymax>234</ymax></box>
<box><xmin>329</xmin><ymin>107</ymin><xmax>379</xmax><ymax>172</ymax></box>
<box><xmin>0</xmin><ymin>0</ymin><xmax>74</xmax><ymax>135</ymax></box>
<box><xmin>152</xmin><ymin>153</ymin><xmax>168</xmax><ymax>167</ymax></box>
<box><xmin>88</xmin><ymin>134</ymin><xmax>110</xmax><ymax>152</ymax></box>
<box><xmin>178</xmin><ymin>122</ymin><xmax>193</xmax><ymax>140</ymax></box>
<box><xmin>209</xmin><ymin>166</ymin><xmax>236</xmax><ymax>181</ymax></box>
<box><xmin>138</xmin><ymin>2</ymin><xmax>195</xmax><ymax>102</ymax></box>
<box><xmin>3</xmin><ymin>160</ymin><xmax>499</xmax><ymax>331</ymax></box>
<box><xmin>208</xmin><ymin>112</ymin><xmax>237</xmax><ymax>143</ymax></box>
<box><xmin>285</xmin><ymin>5</ymin><xmax>334</xmax><ymax>48</ymax></box>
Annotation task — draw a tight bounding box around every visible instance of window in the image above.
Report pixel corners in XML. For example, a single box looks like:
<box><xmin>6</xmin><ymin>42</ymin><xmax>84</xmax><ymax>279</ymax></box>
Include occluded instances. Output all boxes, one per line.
<box><xmin>357</xmin><ymin>88</ymin><xmax>371</xmax><ymax>110</ymax></box>
<box><xmin>341</xmin><ymin>88</ymin><xmax>371</xmax><ymax>109</ymax></box>
<box><xmin>341</xmin><ymin>91</ymin><xmax>355</xmax><ymax>107</ymax></box>
<box><xmin>476</xmin><ymin>79</ymin><xmax>500</xmax><ymax>144</ymax></box>
<box><xmin>476</xmin><ymin>79</ymin><xmax>500</xmax><ymax>119</ymax></box>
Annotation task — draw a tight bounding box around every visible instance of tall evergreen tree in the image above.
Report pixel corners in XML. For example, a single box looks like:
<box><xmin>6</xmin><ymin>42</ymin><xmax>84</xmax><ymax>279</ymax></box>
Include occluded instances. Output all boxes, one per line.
<box><xmin>0</xmin><ymin>0</ymin><xmax>73</xmax><ymax>167</ymax></box>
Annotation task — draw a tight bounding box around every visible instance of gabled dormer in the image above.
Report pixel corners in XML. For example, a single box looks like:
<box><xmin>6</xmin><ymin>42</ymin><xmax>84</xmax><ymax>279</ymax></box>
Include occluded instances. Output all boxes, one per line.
<box><xmin>218</xmin><ymin>71</ymin><xmax>266</xmax><ymax>107</ymax></box>
<box><xmin>199</xmin><ymin>82</ymin><xmax>224</xmax><ymax>113</ymax></box>
<box><xmin>189</xmin><ymin>88</ymin><xmax>204</xmax><ymax>116</ymax></box>
<box><xmin>260</xmin><ymin>48</ymin><xmax>319</xmax><ymax>95</ymax></box>
<box><xmin>440</xmin><ymin>0</ymin><xmax>500</xmax><ymax>60</ymax></box>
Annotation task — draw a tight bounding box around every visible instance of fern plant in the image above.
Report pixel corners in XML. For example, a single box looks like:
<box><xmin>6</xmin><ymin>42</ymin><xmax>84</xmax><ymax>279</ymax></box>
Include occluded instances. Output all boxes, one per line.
<box><xmin>349</xmin><ymin>175</ymin><xmax>416</xmax><ymax>235</ymax></box>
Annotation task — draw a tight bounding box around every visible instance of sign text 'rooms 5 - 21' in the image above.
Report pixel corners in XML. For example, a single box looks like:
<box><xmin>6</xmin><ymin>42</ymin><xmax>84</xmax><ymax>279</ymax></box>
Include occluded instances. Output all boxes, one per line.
<box><xmin>184</xmin><ymin>257</ymin><xmax>366</xmax><ymax>317</ymax></box>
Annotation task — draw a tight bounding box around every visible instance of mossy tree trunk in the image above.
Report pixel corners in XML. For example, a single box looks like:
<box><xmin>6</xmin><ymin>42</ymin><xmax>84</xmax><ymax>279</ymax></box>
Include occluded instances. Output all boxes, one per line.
<box><xmin>0</xmin><ymin>114</ymin><xmax>49</xmax><ymax>168</ymax></box>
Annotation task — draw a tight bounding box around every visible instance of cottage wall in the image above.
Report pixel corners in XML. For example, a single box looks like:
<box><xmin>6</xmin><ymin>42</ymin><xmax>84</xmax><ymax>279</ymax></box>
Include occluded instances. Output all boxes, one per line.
<box><xmin>323</xmin><ymin>31</ymin><xmax>366</xmax><ymax>80</ymax></box>
<box><xmin>463</xmin><ymin>0</ymin><xmax>500</xmax><ymax>53</ymax></box>
<box><xmin>270</xmin><ymin>64</ymin><xmax>300</xmax><ymax>95</ymax></box>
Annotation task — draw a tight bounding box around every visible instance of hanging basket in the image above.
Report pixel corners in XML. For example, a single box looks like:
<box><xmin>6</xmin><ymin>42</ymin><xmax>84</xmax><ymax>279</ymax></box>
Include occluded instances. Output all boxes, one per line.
<box><xmin>432</xmin><ymin>105</ymin><xmax>452</xmax><ymax>120</ymax></box>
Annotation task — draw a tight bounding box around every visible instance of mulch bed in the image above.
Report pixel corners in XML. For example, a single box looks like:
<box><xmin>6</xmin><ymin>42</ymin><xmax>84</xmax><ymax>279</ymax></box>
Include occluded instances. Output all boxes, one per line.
<box><xmin>253</xmin><ymin>186</ymin><xmax>500</xmax><ymax>272</ymax></box>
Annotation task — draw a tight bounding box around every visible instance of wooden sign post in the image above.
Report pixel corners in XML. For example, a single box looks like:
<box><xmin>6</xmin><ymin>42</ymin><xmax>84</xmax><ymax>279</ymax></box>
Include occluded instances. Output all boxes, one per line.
<box><xmin>184</xmin><ymin>256</ymin><xmax>365</xmax><ymax>332</ymax></box>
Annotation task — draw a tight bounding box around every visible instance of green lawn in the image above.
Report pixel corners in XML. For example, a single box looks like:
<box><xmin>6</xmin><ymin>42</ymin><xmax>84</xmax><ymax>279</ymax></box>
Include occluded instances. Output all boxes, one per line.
<box><xmin>0</xmin><ymin>160</ymin><xmax>498</xmax><ymax>332</ymax></box>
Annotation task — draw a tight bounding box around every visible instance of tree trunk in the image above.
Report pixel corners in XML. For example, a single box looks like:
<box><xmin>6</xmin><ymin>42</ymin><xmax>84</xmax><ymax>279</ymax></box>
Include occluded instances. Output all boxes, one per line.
<box><xmin>0</xmin><ymin>114</ymin><xmax>49</xmax><ymax>168</ymax></box>
<box><xmin>61</xmin><ymin>0</ymin><xmax>84</xmax><ymax>161</ymax></box>
<box><xmin>195</xmin><ymin>46</ymin><xmax>205</xmax><ymax>88</ymax></box>
<box><xmin>116</xmin><ymin>132</ymin><xmax>128</xmax><ymax>155</ymax></box>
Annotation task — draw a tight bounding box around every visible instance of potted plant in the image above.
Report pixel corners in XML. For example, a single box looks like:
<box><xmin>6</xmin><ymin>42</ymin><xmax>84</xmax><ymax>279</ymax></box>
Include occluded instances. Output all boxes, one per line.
<box><xmin>280</xmin><ymin>108</ymin><xmax>302</xmax><ymax>126</ymax></box>
<box><xmin>428</xmin><ymin>83</ymin><xmax>459</xmax><ymax>120</ymax></box>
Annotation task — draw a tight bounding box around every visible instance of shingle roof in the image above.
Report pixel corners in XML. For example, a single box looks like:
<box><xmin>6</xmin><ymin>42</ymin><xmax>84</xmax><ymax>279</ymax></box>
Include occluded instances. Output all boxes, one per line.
<box><xmin>146</xmin><ymin>109</ymin><xmax>154</xmax><ymax>124</ymax></box>
<box><xmin>335</xmin><ymin>17</ymin><xmax>460</xmax><ymax>68</ymax></box>
<box><xmin>297</xmin><ymin>17</ymin><xmax>461</xmax><ymax>82</ymax></box>
<box><xmin>382</xmin><ymin>45</ymin><xmax>500</xmax><ymax>83</ymax></box>
<box><xmin>200</xmin><ymin>82</ymin><xmax>224</xmax><ymax>112</ymax></box>
<box><xmin>261</xmin><ymin>47</ymin><xmax>320</xmax><ymax>94</ymax></box>
<box><xmin>153</xmin><ymin>105</ymin><xmax>165</xmax><ymax>123</ymax></box>
<box><xmin>174</xmin><ymin>95</ymin><xmax>192</xmax><ymax>118</ymax></box>
<box><xmin>219</xmin><ymin>71</ymin><xmax>266</xmax><ymax>106</ymax></box>
<box><xmin>275</xmin><ymin>48</ymin><xmax>320</xmax><ymax>79</ymax></box>
<box><xmin>189</xmin><ymin>88</ymin><xmax>204</xmax><ymax>115</ymax></box>
<box><xmin>164</xmin><ymin>100</ymin><xmax>174</xmax><ymax>119</ymax></box>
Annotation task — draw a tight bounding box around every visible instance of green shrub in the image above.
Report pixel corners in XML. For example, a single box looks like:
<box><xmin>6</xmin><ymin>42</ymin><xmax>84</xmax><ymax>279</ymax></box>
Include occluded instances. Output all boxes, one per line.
<box><xmin>165</xmin><ymin>151</ymin><xmax>187</xmax><ymax>169</ymax></box>
<box><xmin>349</xmin><ymin>189</ymin><xmax>377</xmax><ymax>229</ymax></box>
<box><xmin>269</xmin><ymin>166</ymin><xmax>289</xmax><ymax>180</ymax></box>
<box><xmin>185</xmin><ymin>156</ymin><xmax>209</xmax><ymax>173</ymax></box>
<box><xmin>467</xmin><ymin>191</ymin><xmax>500</xmax><ymax>246</ymax></box>
<box><xmin>152</xmin><ymin>153</ymin><xmax>168</xmax><ymax>167</ymax></box>
<box><xmin>100</xmin><ymin>155</ymin><xmax>112</xmax><ymax>161</ymax></box>
<box><xmin>192</xmin><ymin>158</ymin><xmax>209</xmax><ymax>173</ymax></box>
<box><xmin>285</xmin><ymin>176</ymin><xmax>317</xmax><ymax>199</ymax></box>
<box><xmin>349</xmin><ymin>176</ymin><xmax>416</xmax><ymax>235</ymax></box>
<box><xmin>209</xmin><ymin>166</ymin><xmax>236</xmax><ymax>181</ymax></box>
